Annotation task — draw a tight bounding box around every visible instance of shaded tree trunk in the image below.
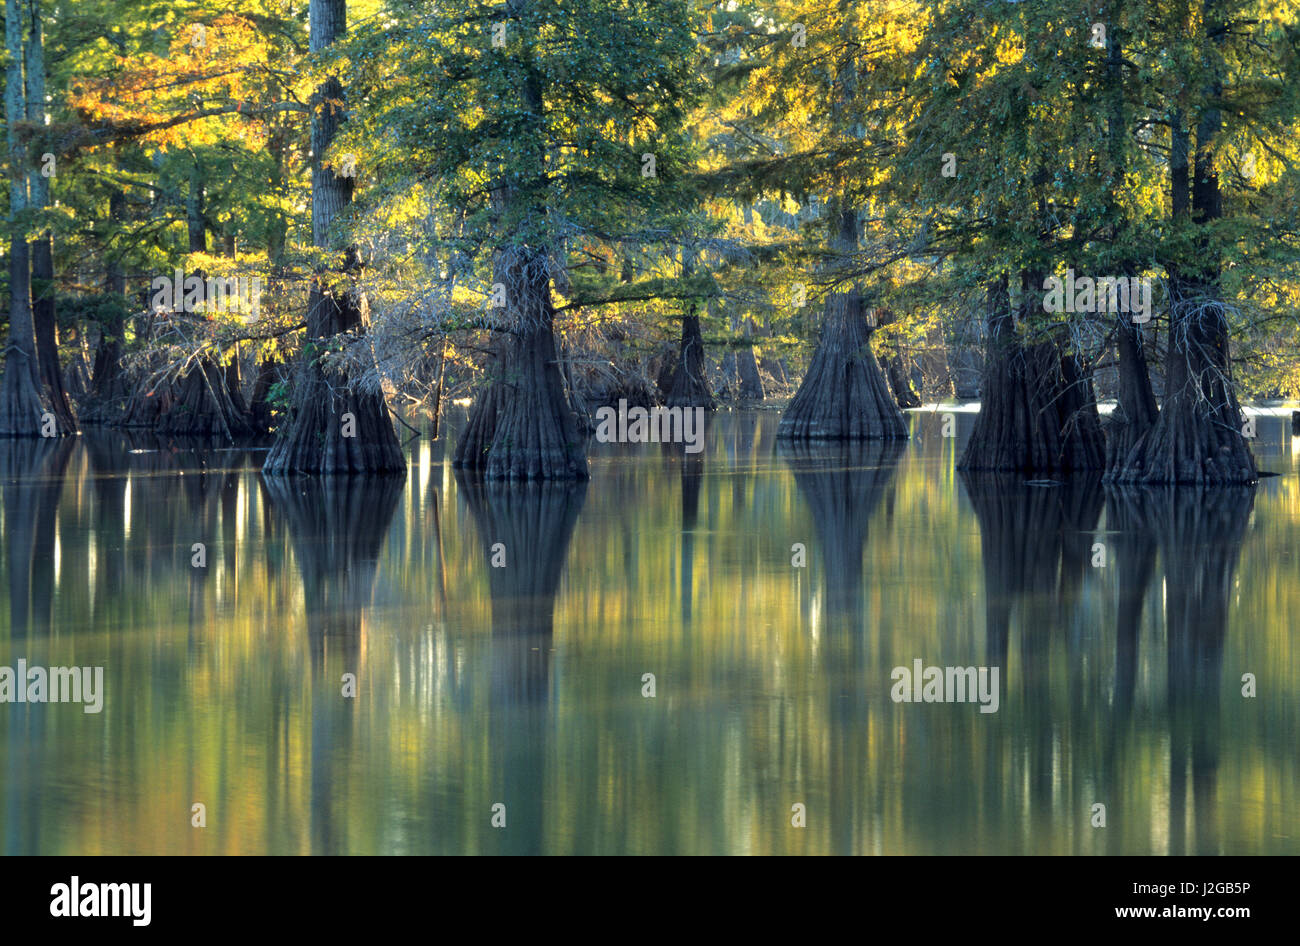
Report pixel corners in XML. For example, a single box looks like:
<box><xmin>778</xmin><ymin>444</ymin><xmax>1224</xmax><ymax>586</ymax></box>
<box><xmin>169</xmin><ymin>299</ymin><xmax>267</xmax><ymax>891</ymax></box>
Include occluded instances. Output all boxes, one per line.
<box><xmin>451</xmin><ymin>0</ymin><xmax>586</xmax><ymax>480</ymax></box>
<box><xmin>1104</xmin><ymin>314</ymin><xmax>1159</xmax><ymax>478</ymax></box>
<box><xmin>665</xmin><ymin>290</ymin><xmax>713</xmax><ymax>408</ymax></box>
<box><xmin>154</xmin><ymin>357</ymin><xmax>258</xmax><ymax>438</ymax></box>
<box><xmin>874</xmin><ymin>308</ymin><xmax>920</xmax><ymax>409</ymax></box>
<box><xmin>82</xmin><ymin>189</ymin><xmax>132</xmax><ymax>425</ymax></box>
<box><xmin>0</xmin><ymin>0</ymin><xmax>49</xmax><ymax>437</ymax></box>
<box><xmin>959</xmin><ymin>273</ymin><xmax>1105</xmax><ymax>473</ymax></box>
<box><xmin>453</xmin><ymin>253</ymin><xmax>587</xmax><ymax>479</ymax></box>
<box><xmin>778</xmin><ymin>210</ymin><xmax>906</xmax><ymax>440</ymax></box>
<box><xmin>735</xmin><ymin>318</ymin><xmax>764</xmax><ymax>401</ymax></box>
<box><xmin>25</xmin><ymin>0</ymin><xmax>73</xmax><ymax>433</ymax></box>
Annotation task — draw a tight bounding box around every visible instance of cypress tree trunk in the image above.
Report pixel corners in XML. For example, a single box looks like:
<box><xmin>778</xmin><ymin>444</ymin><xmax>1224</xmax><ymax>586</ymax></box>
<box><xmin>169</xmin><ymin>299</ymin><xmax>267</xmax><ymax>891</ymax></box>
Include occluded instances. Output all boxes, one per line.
<box><xmin>452</xmin><ymin>251</ymin><xmax>587</xmax><ymax>479</ymax></box>
<box><xmin>958</xmin><ymin>273</ymin><xmax>1105</xmax><ymax>473</ymax></box>
<box><xmin>263</xmin><ymin>0</ymin><xmax>402</xmax><ymax>475</ymax></box>
<box><xmin>25</xmin><ymin>0</ymin><xmax>73</xmax><ymax>433</ymax></box>
<box><xmin>778</xmin><ymin>210</ymin><xmax>906</xmax><ymax>441</ymax></box>
<box><xmin>451</xmin><ymin>0</ymin><xmax>586</xmax><ymax>480</ymax></box>
<box><xmin>874</xmin><ymin>308</ymin><xmax>921</xmax><ymax>409</ymax></box>
<box><xmin>153</xmin><ymin>357</ymin><xmax>257</xmax><ymax>438</ymax></box>
<box><xmin>665</xmin><ymin>270</ymin><xmax>713</xmax><ymax>408</ymax></box>
<box><xmin>1098</xmin><ymin>12</ymin><xmax>1159</xmax><ymax>479</ymax></box>
<box><xmin>1104</xmin><ymin>315</ymin><xmax>1159</xmax><ymax>478</ymax></box>
<box><xmin>735</xmin><ymin>318</ymin><xmax>764</xmax><ymax>401</ymax></box>
<box><xmin>82</xmin><ymin>190</ymin><xmax>131</xmax><ymax>425</ymax></box>
<box><xmin>0</xmin><ymin>0</ymin><xmax>49</xmax><ymax>437</ymax></box>
<box><xmin>250</xmin><ymin>357</ymin><xmax>282</xmax><ymax>431</ymax></box>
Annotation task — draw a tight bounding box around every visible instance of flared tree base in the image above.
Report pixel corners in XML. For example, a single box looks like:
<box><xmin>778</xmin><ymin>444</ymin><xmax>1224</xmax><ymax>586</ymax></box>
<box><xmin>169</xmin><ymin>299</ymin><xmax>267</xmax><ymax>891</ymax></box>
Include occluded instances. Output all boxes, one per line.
<box><xmin>453</xmin><ymin>323</ymin><xmax>588</xmax><ymax>481</ymax></box>
<box><xmin>778</xmin><ymin>294</ymin><xmax>907</xmax><ymax>441</ymax></box>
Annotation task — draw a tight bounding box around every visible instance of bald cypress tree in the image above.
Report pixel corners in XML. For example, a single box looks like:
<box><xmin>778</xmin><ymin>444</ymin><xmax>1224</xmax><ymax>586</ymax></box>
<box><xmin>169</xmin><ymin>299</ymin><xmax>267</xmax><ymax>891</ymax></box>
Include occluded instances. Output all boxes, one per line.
<box><xmin>337</xmin><ymin>0</ymin><xmax>703</xmax><ymax>479</ymax></box>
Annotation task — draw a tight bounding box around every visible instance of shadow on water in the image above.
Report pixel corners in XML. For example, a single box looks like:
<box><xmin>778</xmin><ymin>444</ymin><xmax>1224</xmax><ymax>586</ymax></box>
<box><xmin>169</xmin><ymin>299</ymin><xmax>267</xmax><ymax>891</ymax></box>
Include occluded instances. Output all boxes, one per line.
<box><xmin>958</xmin><ymin>471</ymin><xmax>1254</xmax><ymax>852</ymax></box>
<box><xmin>780</xmin><ymin>438</ymin><xmax>906</xmax><ymax>620</ymax></box>
<box><xmin>0</xmin><ymin>437</ymin><xmax>74</xmax><ymax>856</ymax></box>
<box><xmin>1</xmin><ymin>438</ymin><xmax>75</xmax><ymax>642</ymax></box>
<box><xmin>455</xmin><ymin>473</ymin><xmax>588</xmax><ymax>854</ymax></box>
<box><xmin>779</xmin><ymin>438</ymin><xmax>905</xmax><ymax>855</ymax></box>
<box><xmin>1103</xmin><ymin>484</ymin><xmax>1254</xmax><ymax>854</ymax></box>
<box><xmin>658</xmin><ymin>413</ymin><xmax>714</xmax><ymax>627</ymax></box>
<box><xmin>261</xmin><ymin>473</ymin><xmax>406</xmax><ymax>854</ymax></box>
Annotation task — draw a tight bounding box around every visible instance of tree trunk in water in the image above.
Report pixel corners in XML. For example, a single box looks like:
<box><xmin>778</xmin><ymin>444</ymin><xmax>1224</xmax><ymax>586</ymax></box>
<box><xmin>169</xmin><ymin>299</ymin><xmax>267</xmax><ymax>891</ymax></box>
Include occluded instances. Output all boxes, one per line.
<box><xmin>1111</xmin><ymin>282</ymin><xmax>1255</xmax><ymax>483</ymax></box>
<box><xmin>959</xmin><ymin>274</ymin><xmax>1105</xmax><ymax>473</ymax></box>
<box><xmin>1104</xmin><ymin>316</ymin><xmax>1159</xmax><ymax>479</ymax></box>
<box><xmin>873</xmin><ymin>309</ymin><xmax>920</xmax><ymax>409</ymax></box>
<box><xmin>780</xmin><ymin>206</ymin><xmax>906</xmax><ymax>441</ymax></box>
<box><xmin>26</xmin><ymin>3</ymin><xmax>72</xmax><ymax>433</ymax></box>
<box><xmin>736</xmin><ymin>319</ymin><xmax>764</xmax><ymax>401</ymax></box>
<box><xmin>265</xmin><ymin>286</ymin><xmax>405</xmax><ymax>473</ymax></box>
<box><xmin>778</xmin><ymin>291</ymin><xmax>907</xmax><ymax>440</ymax></box>
<box><xmin>666</xmin><ymin>309</ymin><xmax>713</xmax><ymax>409</ymax></box>
<box><xmin>263</xmin><ymin>0</ymin><xmax>402</xmax><ymax>475</ymax></box>
<box><xmin>1</xmin><ymin>0</ymin><xmax>50</xmax><ymax>436</ymax></box>
<box><xmin>452</xmin><ymin>261</ymin><xmax>587</xmax><ymax>480</ymax></box>
<box><xmin>250</xmin><ymin>357</ymin><xmax>282</xmax><ymax>432</ymax></box>
<box><xmin>153</xmin><ymin>356</ymin><xmax>257</xmax><ymax>439</ymax></box>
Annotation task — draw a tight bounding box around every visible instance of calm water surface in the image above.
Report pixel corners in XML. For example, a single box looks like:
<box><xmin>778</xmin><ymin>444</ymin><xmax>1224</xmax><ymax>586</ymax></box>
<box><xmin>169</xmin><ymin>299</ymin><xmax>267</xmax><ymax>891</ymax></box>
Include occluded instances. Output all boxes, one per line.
<box><xmin>1</xmin><ymin>409</ymin><xmax>1297</xmax><ymax>854</ymax></box>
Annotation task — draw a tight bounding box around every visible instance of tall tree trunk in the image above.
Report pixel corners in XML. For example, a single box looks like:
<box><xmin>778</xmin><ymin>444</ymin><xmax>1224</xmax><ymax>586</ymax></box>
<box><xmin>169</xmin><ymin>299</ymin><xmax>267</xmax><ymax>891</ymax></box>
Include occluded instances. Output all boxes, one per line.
<box><xmin>83</xmin><ymin>188</ymin><xmax>132</xmax><ymax>424</ymax></box>
<box><xmin>874</xmin><ymin>307</ymin><xmax>921</xmax><ymax>409</ymax></box>
<box><xmin>735</xmin><ymin>317</ymin><xmax>764</xmax><ymax>401</ymax></box>
<box><xmin>0</xmin><ymin>0</ymin><xmax>49</xmax><ymax>436</ymax></box>
<box><xmin>665</xmin><ymin>252</ymin><xmax>714</xmax><ymax>409</ymax></box>
<box><xmin>26</xmin><ymin>1</ymin><xmax>72</xmax><ymax>433</ymax></box>
<box><xmin>1100</xmin><ymin>9</ymin><xmax>1158</xmax><ymax>477</ymax></box>
<box><xmin>264</xmin><ymin>0</ymin><xmax>403</xmax><ymax>474</ymax></box>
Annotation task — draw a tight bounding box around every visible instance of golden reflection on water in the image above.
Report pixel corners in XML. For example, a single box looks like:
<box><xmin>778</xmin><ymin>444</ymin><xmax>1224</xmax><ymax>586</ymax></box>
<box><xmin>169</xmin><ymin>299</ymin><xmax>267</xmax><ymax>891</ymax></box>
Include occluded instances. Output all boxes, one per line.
<box><xmin>0</xmin><ymin>410</ymin><xmax>1298</xmax><ymax>854</ymax></box>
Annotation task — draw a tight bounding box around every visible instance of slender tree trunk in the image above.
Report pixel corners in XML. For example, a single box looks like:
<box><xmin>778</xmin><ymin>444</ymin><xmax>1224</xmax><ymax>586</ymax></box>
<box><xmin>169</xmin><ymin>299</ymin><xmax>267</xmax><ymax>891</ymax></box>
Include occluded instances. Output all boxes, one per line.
<box><xmin>1099</xmin><ymin>9</ymin><xmax>1158</xmax><ymax>477</ymax></box>
<box><xmin>263</xmin><ymin>0</ymin><xmax>403</xmax><ymax>474</ymax></box>
<box><xmin>1</xmin><ymin>0</ymin><xmax>49</xmax><ymax>436</ymax></box>
<box><xmin>735</xmin><ymin>318</ymin><xmax>764</xmax><ymax>401</ymax></box>
<box><xmin>874</xmin><ymin>308</ymin><xmax>920</xmax><ymax>409</ymax></box>
<box><xmin>665</xmin><ymin>251</ymin><xmax>714</xmax><ymax>409</ymax></box>
<box><xmin>83</xmin><ymin>188</ymin><xmax>131</xmax><ymax>424</ymax></box>
<box><xmin>24</xmin><ymin>0</ymin><xmax>72</xmax><ymax>433</ymax></box>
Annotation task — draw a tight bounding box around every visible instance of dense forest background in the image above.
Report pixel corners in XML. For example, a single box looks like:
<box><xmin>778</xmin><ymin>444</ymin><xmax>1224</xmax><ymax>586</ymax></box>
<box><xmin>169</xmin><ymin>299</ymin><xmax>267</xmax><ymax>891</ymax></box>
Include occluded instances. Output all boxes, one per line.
<box><xmin>2</xmin><ymin>0</ymin><xmax>1298</xmax><ymax>482</ymax></box>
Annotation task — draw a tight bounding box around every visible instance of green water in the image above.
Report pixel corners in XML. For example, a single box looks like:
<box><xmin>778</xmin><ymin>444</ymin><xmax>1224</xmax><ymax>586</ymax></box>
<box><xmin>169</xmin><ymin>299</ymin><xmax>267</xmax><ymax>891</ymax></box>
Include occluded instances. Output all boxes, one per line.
<box><xmin>1</xmin><ymin>409</ymin><xmax>1297</xmax><ymax>855</ymax></box>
